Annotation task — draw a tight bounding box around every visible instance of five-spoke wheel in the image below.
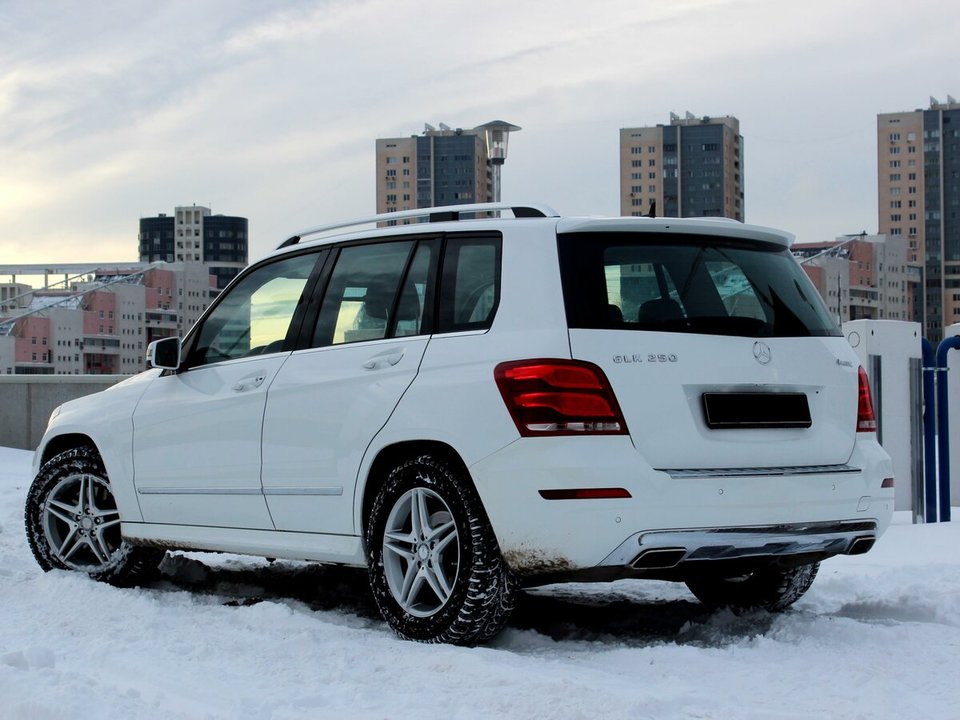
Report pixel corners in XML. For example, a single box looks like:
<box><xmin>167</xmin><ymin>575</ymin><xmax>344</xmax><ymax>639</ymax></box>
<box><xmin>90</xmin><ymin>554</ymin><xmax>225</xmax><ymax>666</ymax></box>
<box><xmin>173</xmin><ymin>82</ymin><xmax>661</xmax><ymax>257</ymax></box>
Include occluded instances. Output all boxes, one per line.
<box><xmin>366</xmin><ymin>453</ymin><xmax>515</xmax><ymax>644</ymax></box>
<box><xmin>382</xmin><ymin>487</ymin><xmax>460</xmax><ymax>617</ymax></box>
<box><xmin>25</xmin><ymin>446</ymin><xmax>165</xmax><ymax>585</ymax></box>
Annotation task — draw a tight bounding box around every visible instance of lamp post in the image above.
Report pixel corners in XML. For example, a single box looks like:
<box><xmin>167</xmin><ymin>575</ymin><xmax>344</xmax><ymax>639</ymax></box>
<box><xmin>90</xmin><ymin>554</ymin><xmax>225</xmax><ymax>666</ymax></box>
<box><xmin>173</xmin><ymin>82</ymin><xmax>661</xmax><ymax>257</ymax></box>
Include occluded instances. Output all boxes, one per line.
<box><xmin>476</xmin><ymin>121</ymin><xmax>521</xmax><ymax>203</ymax></box>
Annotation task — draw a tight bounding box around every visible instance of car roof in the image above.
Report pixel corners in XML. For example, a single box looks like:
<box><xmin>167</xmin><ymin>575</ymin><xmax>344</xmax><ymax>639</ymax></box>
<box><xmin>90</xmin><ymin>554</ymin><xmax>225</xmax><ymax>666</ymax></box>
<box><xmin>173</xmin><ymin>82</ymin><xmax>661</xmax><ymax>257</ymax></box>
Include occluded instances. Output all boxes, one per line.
<box><xmin>264</xmin><ymin>203</ymin><xmax>794</xmax><ymax>262</ymax></box>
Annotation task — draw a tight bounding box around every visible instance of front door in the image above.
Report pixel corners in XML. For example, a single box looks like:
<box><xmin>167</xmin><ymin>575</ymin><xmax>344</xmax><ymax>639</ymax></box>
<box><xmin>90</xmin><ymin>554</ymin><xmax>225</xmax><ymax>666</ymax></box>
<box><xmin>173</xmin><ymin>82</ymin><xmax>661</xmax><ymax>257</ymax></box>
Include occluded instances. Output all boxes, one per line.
<box><xmin>132</xmin><ymin>252</ymin><xmax>320</xmax><ymax>528</ymax></box>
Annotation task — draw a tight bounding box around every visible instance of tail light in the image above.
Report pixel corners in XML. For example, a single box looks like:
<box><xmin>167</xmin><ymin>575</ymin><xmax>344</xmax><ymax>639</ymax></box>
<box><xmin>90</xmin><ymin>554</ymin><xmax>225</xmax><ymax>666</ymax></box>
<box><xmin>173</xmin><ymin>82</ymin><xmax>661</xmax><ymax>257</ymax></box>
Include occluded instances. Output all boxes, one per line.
<box><xmin>494</xmin><ymin>359</ymin><xmax>628</xmax><ymax>436</ymax></box>
<box><xmin>856</xmin><ymin>366</ymin><xmax>877</xmax><ymax>433</ymax></box>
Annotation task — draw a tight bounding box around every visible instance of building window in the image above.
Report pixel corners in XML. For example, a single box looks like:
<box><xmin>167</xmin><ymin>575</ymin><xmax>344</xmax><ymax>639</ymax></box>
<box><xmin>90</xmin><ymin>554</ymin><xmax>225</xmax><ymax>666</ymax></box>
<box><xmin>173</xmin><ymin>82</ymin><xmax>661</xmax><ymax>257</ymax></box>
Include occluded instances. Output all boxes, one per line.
<box><xmin>890</xmin><ymin>173</ymin><xmax>901</xmax><ymax>182</ymax></box>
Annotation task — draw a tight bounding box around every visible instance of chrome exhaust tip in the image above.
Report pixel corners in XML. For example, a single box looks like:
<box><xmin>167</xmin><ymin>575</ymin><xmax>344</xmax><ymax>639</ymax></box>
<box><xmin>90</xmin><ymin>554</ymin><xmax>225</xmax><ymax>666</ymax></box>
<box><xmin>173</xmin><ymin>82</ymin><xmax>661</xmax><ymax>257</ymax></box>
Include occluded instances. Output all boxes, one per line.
<box><xmin>631</xmin><ymin>547</ymin><xmax>687</xmax><ymax>570</ymax></box>
<box><xmin>846</xmin><ymin>536</ymin><xmax>876</xmax><ymax>555</ymax></box>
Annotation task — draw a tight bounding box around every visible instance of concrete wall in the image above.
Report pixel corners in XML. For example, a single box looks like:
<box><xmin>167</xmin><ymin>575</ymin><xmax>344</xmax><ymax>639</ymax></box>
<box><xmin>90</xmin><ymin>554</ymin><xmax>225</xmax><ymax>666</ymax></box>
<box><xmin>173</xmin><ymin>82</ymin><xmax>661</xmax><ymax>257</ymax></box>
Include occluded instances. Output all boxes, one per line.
<box><xmin>0</xmin><ymin>375</ymin><xmax>131</xmax><ymax>451</ymax></box>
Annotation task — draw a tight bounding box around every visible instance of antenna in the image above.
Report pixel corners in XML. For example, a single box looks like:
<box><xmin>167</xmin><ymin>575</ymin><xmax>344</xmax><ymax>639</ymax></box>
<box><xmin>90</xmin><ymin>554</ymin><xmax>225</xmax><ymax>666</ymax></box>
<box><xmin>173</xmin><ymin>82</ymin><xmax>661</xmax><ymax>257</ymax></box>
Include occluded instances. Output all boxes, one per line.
<box><xmin>949</xmin><ymin>94</ymin><xmax>957</xmax><ymax>105</ymax></box>
<box><xmin>438</xmin><ymin>122</ymin><xmax>451</xmax><ymax>131</ymax></box>
<box><xmin>685</xmin><ymin>111</ymin><xmax>695</xmax><ymax>120</ymax></box>
<box><xmin>669</xmin><ymin>112</ymin><xmax>679</xmax><ymax>122</ymax></box>
<box><xmin>424</xmin><ymin>123</ymin><xmax>436</xmax><ymax>133</ymax></box>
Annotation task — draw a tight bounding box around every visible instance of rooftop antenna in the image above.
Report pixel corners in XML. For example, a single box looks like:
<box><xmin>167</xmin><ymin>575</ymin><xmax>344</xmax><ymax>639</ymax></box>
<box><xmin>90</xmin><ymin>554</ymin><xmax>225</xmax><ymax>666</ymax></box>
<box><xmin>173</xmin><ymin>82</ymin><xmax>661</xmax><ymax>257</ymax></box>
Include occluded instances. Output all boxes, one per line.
<box><xmin>669</xmin><ymin>112</ymin><xmax>679</xmax><ymax>122</ymax></box>
<box><xmin>424</xmin><ymin>123</ymin><xmax>436</xmax><ymax>133</ymax></box>
<box><xmin>438</xmin><ymin>122</ymin><xmax>451</xmax><ymax>131</ymax></box>
<box><xmin>646</xmin><ymin>200</ymin><xmax>657</xmax><ymax>219</ymax></box>
<box><xmin>948</xmin><ymin>94</ymin><xmax>957</xmax><ymax>104</ymax></box>
<box><xmin>685</xmin><ymin>111</ymin><xmax>695</xmax><ymax>120</ymax></box>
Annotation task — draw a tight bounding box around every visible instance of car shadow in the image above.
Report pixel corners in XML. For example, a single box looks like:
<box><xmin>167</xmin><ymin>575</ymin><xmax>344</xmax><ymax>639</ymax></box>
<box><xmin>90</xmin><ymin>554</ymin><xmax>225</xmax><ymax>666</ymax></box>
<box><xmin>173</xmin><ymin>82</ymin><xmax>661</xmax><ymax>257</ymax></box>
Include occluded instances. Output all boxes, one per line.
<box><xmin>151</xmin><ymin>552</ymin><xmax>778</xmax><ymax>647</ymax></box>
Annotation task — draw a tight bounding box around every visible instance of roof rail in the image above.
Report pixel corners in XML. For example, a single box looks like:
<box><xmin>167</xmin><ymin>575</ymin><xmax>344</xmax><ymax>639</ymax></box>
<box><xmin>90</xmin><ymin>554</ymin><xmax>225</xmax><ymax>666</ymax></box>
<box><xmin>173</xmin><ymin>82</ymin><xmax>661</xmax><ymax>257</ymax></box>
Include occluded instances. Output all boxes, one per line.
<box><xmin>277</xmin><ymin>202</ymin><xmax>559</xmax><ymax>249</ymax></box>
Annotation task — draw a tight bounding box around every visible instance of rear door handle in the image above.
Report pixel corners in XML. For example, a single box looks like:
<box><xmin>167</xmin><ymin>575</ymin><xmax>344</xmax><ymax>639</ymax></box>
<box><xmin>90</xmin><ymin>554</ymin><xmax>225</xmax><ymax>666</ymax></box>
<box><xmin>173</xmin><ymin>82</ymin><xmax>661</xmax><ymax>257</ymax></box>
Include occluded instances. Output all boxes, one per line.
<box><xmin>362</xmin><ymin>350</ymin><xmax>405</xmax><ymax>370</ymax></box>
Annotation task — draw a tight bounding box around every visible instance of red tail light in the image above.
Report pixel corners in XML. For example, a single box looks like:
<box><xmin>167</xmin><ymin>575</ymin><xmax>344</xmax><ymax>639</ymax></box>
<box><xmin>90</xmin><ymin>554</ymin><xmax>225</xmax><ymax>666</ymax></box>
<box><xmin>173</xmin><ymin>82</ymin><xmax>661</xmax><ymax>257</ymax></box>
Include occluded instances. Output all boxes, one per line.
<box><xmin>495</xmin><ymin>359</ymin><xmax>628</xmax><ymax>436</ymax></box>
<box><xmin>857</xmin><ymin>366</ymin><xmax>877</xmax><ymax>433</ymax></box>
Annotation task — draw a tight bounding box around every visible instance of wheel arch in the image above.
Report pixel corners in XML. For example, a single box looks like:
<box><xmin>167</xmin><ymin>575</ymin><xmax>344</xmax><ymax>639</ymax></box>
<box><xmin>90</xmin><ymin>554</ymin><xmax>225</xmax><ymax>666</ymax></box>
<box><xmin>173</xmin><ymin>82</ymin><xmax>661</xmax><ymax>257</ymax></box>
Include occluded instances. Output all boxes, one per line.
<box><xmin>359</xmin><ymin>440</ymin><xmax>477</xmax><ymax>544</ymax></box>
<box><xmin>39</xmin><ymin>433</ymin><xmax>100</xmax><ymax>467</ymax></box>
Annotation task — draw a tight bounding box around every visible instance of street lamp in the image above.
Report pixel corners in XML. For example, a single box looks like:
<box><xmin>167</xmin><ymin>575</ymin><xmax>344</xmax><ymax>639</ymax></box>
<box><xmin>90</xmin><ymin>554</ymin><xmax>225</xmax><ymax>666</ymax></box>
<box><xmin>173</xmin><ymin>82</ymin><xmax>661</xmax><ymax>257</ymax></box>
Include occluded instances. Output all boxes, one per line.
<box><xmin>476</xmin><ymin>120</ymin><xmax>521</xmax><ymax>203</ymax></box>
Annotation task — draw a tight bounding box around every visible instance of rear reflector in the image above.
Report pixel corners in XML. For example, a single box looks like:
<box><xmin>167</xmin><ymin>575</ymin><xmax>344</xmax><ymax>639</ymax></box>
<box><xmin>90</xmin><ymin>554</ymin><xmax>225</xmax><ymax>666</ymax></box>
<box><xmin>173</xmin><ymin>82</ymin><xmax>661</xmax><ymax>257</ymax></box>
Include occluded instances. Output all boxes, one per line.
<box><xmin>881</xmin><ymin>477</ymin><xmax>895</xmax><ymax>489</ymax></box>
<box><xmin>539</xmin><ymin>488</ymin><xmax>632</xmax><ymax>500</ymax></box>
<box><xmin>857</xmin><ymin>367</ymin><xmax>878</xmax><ymax>432</ymax></box>
<box><xmin>495</xmin><ymin>359</ymin><xmax>628</xmax><ymax>436</ymax></box>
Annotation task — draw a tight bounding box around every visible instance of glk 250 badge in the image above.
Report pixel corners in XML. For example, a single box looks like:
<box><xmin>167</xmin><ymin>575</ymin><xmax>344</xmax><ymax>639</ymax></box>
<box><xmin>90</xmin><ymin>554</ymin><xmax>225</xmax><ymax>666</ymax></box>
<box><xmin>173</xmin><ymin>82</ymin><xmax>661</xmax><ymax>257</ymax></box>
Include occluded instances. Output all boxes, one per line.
<box><xmin>613</xmin><ymin>353</ymin><xmax>678</xmax><ymax>364</ymax></box>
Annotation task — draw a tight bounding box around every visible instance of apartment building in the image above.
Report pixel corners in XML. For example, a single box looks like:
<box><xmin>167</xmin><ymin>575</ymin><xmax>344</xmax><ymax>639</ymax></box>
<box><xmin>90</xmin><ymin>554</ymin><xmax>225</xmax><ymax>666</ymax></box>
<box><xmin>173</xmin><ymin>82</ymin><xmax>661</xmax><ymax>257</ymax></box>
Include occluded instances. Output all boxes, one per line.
<box><xmin>376</xmin><ymin>124</ymin><xmax>492</xmax><ymax>215</ymax></box>
<box><xmin>793</xmin><ymin>233</ymin><xmax>918</xmax><ymax>324</ymax></box>
<box><xmin>878</xmin><ymin>96</ymin><xmax>960</xmax><ymax>341</ymax></box>
<box><xmin>0</xmin><ymin>263</ymin><xmax>215</xmax><ymax>375</ymax></box>
<box><xmin>139</xmin><ymin>205</ymin><xmax>248</xmax><ymax>290</ymax></box>
<box><xmin>620</xmin><ymin>113</ymin><xmax>744</xmax><ymax>220</ymax></box>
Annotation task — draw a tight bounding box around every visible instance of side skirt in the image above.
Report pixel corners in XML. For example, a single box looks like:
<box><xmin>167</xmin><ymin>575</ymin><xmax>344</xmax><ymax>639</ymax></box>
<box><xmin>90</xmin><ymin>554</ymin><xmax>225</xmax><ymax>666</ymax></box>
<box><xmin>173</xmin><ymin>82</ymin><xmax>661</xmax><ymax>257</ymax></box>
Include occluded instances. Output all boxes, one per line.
<box><xmin>121</xmin><ymin>522</ymin><xmax>366</xmax><ymax>566</ymax></box>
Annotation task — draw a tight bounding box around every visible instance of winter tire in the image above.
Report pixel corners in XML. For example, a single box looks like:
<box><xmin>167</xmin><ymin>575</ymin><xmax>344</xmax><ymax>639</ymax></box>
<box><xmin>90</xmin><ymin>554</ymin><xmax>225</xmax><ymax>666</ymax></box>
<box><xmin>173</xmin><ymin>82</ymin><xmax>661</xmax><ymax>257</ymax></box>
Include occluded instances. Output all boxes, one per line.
<box><xmin>685</xmin><ymin>561</ymin><xmax>820</xmax><ymax>612</ymax></box>
<box><xmin>366</xmin><ymin>453</ymin><xmax>516</xmax><ymax>645</ymax></box>
<box><xmin>25</xmin><ymin>446</ymin><xmax>164</xmax><ymax>585</ymax></box>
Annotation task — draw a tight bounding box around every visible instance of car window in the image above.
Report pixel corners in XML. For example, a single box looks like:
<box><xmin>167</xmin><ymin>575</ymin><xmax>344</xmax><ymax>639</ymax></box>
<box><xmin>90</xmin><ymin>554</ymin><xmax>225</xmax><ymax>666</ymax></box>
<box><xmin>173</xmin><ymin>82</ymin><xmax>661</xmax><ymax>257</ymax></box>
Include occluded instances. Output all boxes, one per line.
<box><xmin>437</xmin><ymin>235</ymin><xmax>501</xmax><ymax>333</ymax></box>
<box><xmin>559</xmin><ymin>232</ymin><xmax>840</xmax><ymax>337</ymax></box>
<box><xmin>391</xmin><ymin>241</ymin><xmax>434</xmax><ymax>338</ymax></box>
<box><xmin>188</xmin><ymin>253</ymin><xmax>318</xmax><ymax>367</ymax></box>
<box><xmin>313</xmin><ymin>241</ymin><xmax>415</xmax><ymax>346</ymax></box>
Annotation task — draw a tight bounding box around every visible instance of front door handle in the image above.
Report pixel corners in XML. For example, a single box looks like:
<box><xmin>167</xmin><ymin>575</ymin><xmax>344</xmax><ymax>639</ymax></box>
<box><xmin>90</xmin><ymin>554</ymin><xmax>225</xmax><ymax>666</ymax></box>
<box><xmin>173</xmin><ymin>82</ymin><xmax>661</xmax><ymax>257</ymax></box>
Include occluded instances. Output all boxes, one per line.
<box><xmin>233</xmin><ymin>373</ymin><xmax>266</xmax><ymax>392</ymax></box>
<box><xmin>362</xmin><ymin>350</ymin><xmax>405</xmax><ymax>370</ymax></box>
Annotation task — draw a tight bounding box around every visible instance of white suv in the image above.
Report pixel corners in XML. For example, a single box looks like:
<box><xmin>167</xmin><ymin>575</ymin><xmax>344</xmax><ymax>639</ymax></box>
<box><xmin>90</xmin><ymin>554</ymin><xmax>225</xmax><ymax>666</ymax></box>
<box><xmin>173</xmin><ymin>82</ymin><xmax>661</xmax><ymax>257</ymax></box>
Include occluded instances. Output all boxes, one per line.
<box><xmin>25</xmin><ymin>203</ymin><xmax>894</xmax><ymax>644</ymax></box>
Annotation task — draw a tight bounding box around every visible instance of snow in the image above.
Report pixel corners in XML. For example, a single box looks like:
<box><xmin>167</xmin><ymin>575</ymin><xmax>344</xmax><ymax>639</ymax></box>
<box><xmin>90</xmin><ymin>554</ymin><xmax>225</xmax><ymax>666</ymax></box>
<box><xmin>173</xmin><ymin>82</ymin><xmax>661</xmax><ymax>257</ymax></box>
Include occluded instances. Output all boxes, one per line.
<box><xmin>1</xmin><ymin>445</ymin><xmax>958</xmax><ymax>720</ymax></box>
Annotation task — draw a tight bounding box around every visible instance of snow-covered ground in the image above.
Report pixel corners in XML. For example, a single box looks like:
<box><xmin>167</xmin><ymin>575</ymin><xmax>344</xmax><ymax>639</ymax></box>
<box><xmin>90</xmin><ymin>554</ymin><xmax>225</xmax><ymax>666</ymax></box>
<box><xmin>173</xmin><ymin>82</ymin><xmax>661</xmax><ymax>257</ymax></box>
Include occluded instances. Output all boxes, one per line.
<box><xmin>1</xmin><ymin>446</ymin><xmax>958</xmax><ymax>720</ymax></box>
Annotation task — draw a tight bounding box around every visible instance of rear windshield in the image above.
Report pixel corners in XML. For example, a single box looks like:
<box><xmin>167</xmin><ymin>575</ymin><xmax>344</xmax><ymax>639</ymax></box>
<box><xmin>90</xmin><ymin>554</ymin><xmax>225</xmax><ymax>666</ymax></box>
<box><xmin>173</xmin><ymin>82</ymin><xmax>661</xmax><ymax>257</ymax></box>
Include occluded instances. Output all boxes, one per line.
<box><xmin>558</xmin><ymin>232</ymin><xmax>840</xmax><ymax>337</ymax></box>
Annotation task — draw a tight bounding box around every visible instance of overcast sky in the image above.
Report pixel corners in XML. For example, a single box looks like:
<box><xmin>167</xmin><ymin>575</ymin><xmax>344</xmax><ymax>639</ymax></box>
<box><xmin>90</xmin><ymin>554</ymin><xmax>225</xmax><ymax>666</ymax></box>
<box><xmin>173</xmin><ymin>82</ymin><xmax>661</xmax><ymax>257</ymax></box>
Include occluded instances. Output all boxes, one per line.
<box><xmin>1</xmin><ymin>0</ymin><xmax>958</xmax><ymax>269</ymax></box>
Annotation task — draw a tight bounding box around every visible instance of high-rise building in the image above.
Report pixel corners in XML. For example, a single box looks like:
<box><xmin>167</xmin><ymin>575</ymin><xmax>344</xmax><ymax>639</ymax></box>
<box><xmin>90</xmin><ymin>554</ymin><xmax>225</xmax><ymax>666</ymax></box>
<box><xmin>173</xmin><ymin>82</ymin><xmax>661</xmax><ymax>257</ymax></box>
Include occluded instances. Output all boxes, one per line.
<box><xmin>139</xmin><ymin>205</ymin><xmax>248</xmax><ymax>290</ymax></box>
<box><xmin>376</xmin><ymin>124</ymin><xmax>492</xmax><ymax>215</ymax></box>
<box><xmin>878</xmin><ymin>96</ymin><xmax>960</xmax><ymax>342</ymax></box>
<box><xmin>620</xmin><ymin>113</ymin><xmax>744</xmax><ymax>221</ymax></box>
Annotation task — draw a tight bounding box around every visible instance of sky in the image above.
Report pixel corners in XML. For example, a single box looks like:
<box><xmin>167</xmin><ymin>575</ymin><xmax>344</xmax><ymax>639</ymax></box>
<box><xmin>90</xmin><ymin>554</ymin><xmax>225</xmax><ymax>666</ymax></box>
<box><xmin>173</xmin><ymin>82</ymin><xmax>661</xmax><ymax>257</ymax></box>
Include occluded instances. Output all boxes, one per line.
<box><xmin>1</xmin><ymin>0</ymin><xmax>959</xmax><ymax>269</ymax></box>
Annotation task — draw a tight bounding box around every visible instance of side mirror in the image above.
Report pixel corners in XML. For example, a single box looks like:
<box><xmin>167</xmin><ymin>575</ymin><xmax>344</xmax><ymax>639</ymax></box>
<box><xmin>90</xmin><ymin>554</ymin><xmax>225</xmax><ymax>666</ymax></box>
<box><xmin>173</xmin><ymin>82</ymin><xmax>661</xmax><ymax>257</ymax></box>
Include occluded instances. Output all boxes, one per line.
<box><xmin>146</xmin><ymin>337</ymin><xmax>181</xmax><ymax>370</ymax></box>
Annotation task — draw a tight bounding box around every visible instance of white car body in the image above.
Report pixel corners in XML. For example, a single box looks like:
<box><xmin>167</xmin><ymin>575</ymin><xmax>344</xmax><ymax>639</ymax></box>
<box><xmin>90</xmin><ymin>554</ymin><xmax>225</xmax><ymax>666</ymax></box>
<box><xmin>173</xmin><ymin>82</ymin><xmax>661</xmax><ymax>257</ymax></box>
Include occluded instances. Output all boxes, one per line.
<box><xmin>33</xmin><ymin>205</ymin><xmax>894</xmax><ymax>592</ymax></box>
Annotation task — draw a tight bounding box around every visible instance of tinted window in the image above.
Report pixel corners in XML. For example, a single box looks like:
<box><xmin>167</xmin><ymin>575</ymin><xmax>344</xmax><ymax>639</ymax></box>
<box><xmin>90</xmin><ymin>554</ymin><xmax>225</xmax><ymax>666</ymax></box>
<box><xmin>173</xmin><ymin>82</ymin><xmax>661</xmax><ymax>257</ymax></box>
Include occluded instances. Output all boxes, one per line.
<box><xmin>188</xmin><ymin>253</ymin><xmax>318</xmax><ymax>367</ymax></box>
<box><xmin>559</xmin><ymin>232</ymin><xmax>840</xmax><ymax>337</ymax></box>
<box><xmin>313</xmin><ymin>241</ymin><xmax>415</xmax><ymax>346</ymax></box>
<box><xmin>438</xmin><ymin>235</ymin><xmax>501</xmax><ymax>333</ymax></box>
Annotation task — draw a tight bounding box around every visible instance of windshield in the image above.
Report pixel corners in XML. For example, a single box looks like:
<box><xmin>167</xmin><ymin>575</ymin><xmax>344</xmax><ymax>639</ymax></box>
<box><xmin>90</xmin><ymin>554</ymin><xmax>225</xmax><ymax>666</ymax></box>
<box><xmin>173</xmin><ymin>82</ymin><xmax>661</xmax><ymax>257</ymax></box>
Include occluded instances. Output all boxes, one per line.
<box><xmin>558</xmin><ymin>232</ymin><xmax>840</xmax><ymax>338</ymax></box>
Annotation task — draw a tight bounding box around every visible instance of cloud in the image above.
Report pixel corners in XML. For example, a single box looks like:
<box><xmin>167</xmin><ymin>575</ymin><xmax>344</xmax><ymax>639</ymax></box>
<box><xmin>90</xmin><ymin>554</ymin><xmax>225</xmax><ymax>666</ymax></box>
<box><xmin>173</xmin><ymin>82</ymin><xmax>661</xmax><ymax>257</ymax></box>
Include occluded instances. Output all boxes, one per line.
<box><xmin>0</xmin><ymin>0</ymin><xmax>958</xmax><ymax>268</ymax></box>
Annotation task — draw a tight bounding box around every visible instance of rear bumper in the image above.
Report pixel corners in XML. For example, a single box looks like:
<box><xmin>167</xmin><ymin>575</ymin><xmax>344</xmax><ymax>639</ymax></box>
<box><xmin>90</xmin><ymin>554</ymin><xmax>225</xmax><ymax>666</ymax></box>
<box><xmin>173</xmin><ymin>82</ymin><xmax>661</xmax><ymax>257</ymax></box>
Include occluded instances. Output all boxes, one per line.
<box><xmin>469</xmin><ymin>435</ymin><xmax>894</xmax><ymax>579</ymax></box>
<box><xmin>603</xmin><ymin>519</ymin><xmax>878</xmax><ymax>571</ymax></box>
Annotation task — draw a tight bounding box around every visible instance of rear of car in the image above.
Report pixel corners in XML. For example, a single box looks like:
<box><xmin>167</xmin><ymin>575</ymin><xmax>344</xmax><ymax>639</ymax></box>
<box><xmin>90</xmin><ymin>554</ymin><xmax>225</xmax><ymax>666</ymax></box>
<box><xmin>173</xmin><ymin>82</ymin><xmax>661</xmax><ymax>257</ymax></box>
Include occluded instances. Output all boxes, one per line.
<box><xmin>473</xmin><ymin>217</ymin><xmax>894</xmax><ymax>584</ymax></box>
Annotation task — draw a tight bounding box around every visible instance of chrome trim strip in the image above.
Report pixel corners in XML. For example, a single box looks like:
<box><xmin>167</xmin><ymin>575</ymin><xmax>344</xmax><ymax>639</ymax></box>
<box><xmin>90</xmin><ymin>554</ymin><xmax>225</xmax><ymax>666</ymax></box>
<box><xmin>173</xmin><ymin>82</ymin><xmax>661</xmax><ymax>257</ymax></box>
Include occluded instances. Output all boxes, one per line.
<box><xmin>138</xmin><ymin>486</ymin><xmax>345</xmax><ymax>497</ymax></box>
<box><xmin>263</xmin><ymin>487</ymin><xmax>343</xmax><ymax>496</ymax></box>
<box><xmin>137</xmin><ymin>487</ymin><xmax>262</xmax><ymax>496</ymax></box>
<box><xmin>659</xmin><ymin>464</ymin><xmax>860</xmax><ymax>479</ymax></box>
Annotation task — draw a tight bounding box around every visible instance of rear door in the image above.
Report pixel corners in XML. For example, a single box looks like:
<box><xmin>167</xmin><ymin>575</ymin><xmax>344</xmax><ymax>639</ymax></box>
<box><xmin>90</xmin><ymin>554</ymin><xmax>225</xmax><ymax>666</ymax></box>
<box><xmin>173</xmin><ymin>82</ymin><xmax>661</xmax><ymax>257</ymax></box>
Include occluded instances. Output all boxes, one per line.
<box><xmin>260</xmin><ymin>237</ymin><xmax>438</xmax><ymax>534</ymax></box>
<box><xmin>558</xmin><ymin>230</ymin><xmax>859</xmax><ymax>470</ymax></box>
